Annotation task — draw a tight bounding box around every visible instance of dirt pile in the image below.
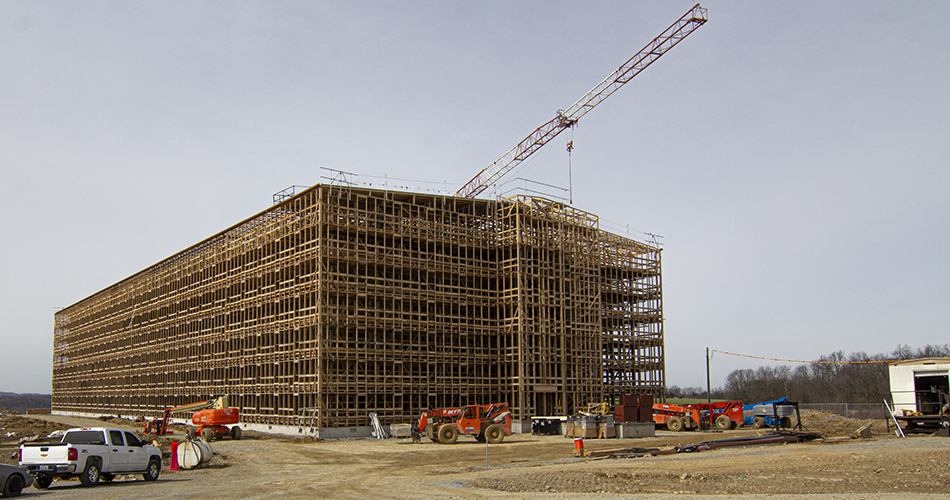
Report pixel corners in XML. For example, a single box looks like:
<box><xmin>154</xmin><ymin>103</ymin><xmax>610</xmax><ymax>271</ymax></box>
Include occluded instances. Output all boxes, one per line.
<box><xmin>0</xmin><ymin>413</ymin><xmax>72</xmax><ymax>441</ymax></box>
<box><xmin>0</xmin><ymin>413</ymin><xmax>73</xmax><ymax>464</ymax></box>
<box><xmin>797</xmin><ymin>410</ymin><xmax>891</xmax><ymax>437</ymax></box>
<box><xmin>471</xmin><ymin>453</ymin><xmax>950</xmax><ymax>496</ymax></box>
<box><xmin>467</xmin><ymin>411</ymin><xmax>938</xmax><ymax>496</ymax></box>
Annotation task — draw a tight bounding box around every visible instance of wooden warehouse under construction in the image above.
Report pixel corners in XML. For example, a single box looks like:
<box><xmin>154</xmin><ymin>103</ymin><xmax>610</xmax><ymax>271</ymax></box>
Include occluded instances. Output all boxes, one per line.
<box><xmin>52</xmin><ymin>185</ymin><xmax>663</xmax><ymax>433</ymax></box>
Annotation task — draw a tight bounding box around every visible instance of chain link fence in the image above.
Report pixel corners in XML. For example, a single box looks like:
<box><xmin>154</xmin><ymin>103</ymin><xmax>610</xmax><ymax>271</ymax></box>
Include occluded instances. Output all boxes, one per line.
<box><xmin>799</xmin><ymin>403</ymin><xmax>888</xmax><ymax>420</ymax></box>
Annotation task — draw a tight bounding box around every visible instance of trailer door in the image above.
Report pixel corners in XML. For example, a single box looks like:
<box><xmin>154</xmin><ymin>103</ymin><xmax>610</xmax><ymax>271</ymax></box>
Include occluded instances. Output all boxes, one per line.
<box><xmin>914</xmin><ymin>372</ymin><xmax>949</xmax><ymax>414</ymax></box>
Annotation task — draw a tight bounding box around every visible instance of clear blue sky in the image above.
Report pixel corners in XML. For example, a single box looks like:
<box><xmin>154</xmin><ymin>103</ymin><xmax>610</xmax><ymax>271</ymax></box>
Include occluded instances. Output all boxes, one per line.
<box><xmin>2</xmin><ymin>1</ymin><xmax>948</xmax><ymax>394</ymax></box>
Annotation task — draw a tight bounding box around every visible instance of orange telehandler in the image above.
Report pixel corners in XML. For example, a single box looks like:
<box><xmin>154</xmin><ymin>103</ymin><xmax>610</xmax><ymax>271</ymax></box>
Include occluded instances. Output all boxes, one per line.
<box><xmin>414</xmin><ymin>402</ymin><xmax>512</xmax><ymax>444</ymax></box>
<box><xmin>143</xmin><ymin>396</ymin><xmax>242</xmax><ymax>441</ymax></box>
<box><xmin>690</xmin><ymin>400</ymin><xmax>744</xmax><ymax>430</ymax></box>
<box><xmin>652</xmin><ymin>402</ymin><xmax>702</xmax><ymax>431</ymax></box>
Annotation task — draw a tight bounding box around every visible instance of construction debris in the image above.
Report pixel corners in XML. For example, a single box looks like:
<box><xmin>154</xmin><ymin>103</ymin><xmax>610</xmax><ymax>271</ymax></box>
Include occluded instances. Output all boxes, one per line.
<box><xmin>853</xmin><ymin>423</ymin><xmax>873</xmax><ymax>439</ymax></box>
<box><xmin>369</xmin><ymin>413</ymin><xmax>388</xmax><ymax>440</ymax></box>
<box><xmin>582</xmin><ymin>431</ymin><xmax>823</xmax><ymax>459</ymax></box>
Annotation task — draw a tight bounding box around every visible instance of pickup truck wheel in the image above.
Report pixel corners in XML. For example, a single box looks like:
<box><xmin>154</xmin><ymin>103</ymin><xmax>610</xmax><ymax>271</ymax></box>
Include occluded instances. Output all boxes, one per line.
<box><xmin>3</xmin><ymin>474</ymin><xmax>24</xmax><ymax>497</ymax></box>
<box><xmin>100</xmin><ymin>473</ymin><xmax>115</xmax><ymax>482</ymax></box>
<box><xmin>437</xmin><ymin>424</ymin><xmax>459</xmax><ymax>444</ymax></box>
<box><xmin>33</xmin><ymin>476</ymin><xmax>52</xmax><ymax>489</ymax></box>
<box><xmin>485</xmin><ymin>424</ymin><xmax>505</xmax><ymax>444</ymax></box>
<box><xmin>79</xmin><ymin>461</ymin><xmax>100</xmax><ymax>487</ymax></box>
<box><xmin>143</xmin><ymin>458</ymin><xmax>161</xmax><ymax>481</ymax></box>
<box><xmin>667</xmin><ymin>416</ymin><xmax>684</xmax><ymax>432</ymax></box>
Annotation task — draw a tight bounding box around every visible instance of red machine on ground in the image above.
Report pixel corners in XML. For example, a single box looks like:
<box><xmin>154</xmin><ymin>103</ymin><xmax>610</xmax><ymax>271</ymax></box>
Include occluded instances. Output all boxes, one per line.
<box><xmin>415</xmin><ymin>402</ymin><xmax>512</xmax><ymax>444</ymax></box>
<box><xmin>652</xmin><ymin>403</ymin><xmax>702</xmax><ymax>432</ymax></box>
<box><xmin>690</xmin><ymin>400</ymin><xmax>744</xmax><ymax>430</ymax></box>
<box><xmin>191</xmin><ymin>407</ymin><xmax>241</xmax><ymax>441</ymax></box>
<box><xmin>143</xmin><ymin>396</ymin><xmax>242</xmax><ymax>441</ymax></box>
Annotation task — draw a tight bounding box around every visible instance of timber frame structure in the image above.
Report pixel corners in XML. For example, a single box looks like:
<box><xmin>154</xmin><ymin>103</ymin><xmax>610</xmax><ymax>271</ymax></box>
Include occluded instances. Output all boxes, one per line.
<box><xmin>52</xmin><ymin>185</ymin><xmax>663</xmax><ymax>429</ymax></box>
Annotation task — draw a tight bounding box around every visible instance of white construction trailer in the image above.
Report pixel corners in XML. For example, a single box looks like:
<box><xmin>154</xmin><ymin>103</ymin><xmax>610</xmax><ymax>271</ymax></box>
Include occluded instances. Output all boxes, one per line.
<box><xmin>888</xmin><ymin>358</ymin><xmax>950</xmax><ymax>414</ymax></box>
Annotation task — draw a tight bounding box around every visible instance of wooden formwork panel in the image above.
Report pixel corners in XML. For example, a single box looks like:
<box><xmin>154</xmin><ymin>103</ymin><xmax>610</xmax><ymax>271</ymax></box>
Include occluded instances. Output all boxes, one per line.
<box><xmin>598</xmin><ymin>232</ymin><xmax>665</xmax><ymax>402</ymax></box>
<box><xmin>495</xmin><ymin>197</ymin><xmax>604</xmax><ymax>418</ymax></box>
<box><xmin>52</xmin><ymin>186</ymin><xmax>663</xmax><ymax>427</ymax></box>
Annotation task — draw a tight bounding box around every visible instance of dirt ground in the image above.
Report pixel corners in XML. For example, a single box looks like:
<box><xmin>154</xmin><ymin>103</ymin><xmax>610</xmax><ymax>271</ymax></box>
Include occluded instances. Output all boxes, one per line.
<box><xmin>1</xmin><ymin>411</ymin><xmax>948</xmax><ymax>500</ymax></box>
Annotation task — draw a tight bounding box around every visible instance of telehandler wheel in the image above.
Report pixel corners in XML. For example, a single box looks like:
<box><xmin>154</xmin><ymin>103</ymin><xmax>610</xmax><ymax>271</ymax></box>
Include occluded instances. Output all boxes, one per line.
<box><xmin>752</xmin><ymin>416</ymin><xmax>765</xmax><ymax>429</ymax></box>
<box><xmin>485</xmin><ymin>424</ymin><xmax>505</xmax><ymax>444</ymax></box>
<box><xmin>715</xmin><ymin>415</ymin><xmax>733</xmax><ymax>430</ymax></box>
<box><xmin>666</xmin><ymin>416</ymin><xmax>684</xmax><ymax>432</ymax></box>
<box><xmin>437</xmin><ymin>424</ymin><xmax>459</xmax><ymax>444</ymax></box>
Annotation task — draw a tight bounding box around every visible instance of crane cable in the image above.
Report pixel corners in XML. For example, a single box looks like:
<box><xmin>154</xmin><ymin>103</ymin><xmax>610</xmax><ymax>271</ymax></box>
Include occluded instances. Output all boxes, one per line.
<box><xmin>711</xmin><ymin>349</ymin><xmax>950</xmax><ymax>365</ymax></box>
<box><xmin>566</xmin><ymin>128</ymin><xmax>574</xmax><ymax>205</ymax></box>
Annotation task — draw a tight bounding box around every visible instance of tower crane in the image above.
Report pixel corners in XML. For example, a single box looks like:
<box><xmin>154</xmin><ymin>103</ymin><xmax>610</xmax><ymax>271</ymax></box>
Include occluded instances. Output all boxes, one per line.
<box><xmin>455</xmin><ymin>4</ymin><xmax>707</xmax><ymax>199</ymax></box>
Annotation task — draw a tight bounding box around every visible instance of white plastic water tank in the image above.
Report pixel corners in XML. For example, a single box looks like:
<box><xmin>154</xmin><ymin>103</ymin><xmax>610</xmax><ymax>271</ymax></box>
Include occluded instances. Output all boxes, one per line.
<box><xmin>177</xmin><ymin>439</ymin><xmax>213</xmax><ymax>470</ymax></box>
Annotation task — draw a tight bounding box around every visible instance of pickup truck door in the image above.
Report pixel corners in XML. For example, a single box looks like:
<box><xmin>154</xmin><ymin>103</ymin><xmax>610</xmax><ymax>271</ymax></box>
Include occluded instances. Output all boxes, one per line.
<box><xmin>123</xmin><ymin>431</ymin><xmax>148</xmax><ymax>471</ymax></box>
<box><xmin>108</xmin><ymin>430</ymin><xmax>129</xmax><ymax>471</ymax></box>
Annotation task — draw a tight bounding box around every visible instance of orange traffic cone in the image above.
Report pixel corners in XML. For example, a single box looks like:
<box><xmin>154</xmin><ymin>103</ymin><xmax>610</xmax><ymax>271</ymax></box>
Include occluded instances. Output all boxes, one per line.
<box><xmin>170</xmin><ymin>441</ymin><xmax>180</xmax><ymax>471</ymax></box>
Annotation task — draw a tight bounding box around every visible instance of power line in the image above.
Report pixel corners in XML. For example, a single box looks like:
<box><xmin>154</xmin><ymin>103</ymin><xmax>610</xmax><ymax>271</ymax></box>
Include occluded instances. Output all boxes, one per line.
<box><xmin>711</xmin><ymin>349</ymin><xmax>950</xmax><ymax>365</ymax></box>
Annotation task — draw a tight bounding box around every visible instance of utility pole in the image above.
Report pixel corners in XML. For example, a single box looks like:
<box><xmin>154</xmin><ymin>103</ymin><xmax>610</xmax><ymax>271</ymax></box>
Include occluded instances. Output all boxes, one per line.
<box><xmin>706</xmin><ymin>347</ymin><xmax>712</xmax><ymax>426</ymax></box>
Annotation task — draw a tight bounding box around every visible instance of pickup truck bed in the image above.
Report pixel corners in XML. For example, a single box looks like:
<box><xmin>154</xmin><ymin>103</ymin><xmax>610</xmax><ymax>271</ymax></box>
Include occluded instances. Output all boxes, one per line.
<box><xmin>19</xmin><ymin>427</ymin><xmax>161</xmax><ymax>489</ymax></box>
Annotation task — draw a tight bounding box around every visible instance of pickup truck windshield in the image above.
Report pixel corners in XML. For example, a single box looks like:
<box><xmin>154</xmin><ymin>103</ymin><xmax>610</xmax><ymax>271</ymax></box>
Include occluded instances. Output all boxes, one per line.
<box><xmin>63</xmin><ymin>430</ymin><xmax>106</xmax><ymax>445</ymax></box>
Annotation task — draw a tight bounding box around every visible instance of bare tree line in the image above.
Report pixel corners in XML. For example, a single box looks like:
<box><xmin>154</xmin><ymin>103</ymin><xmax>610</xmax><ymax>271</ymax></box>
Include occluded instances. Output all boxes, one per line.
<box><xmin>0</xmin><ymin>392</ymin><xmax>51</xmax><ymax>413</ymax></box>
<box><xmin>667</xmin><ymin>344</ymin><xmax>950</xmax><ymax>404</ymax></box>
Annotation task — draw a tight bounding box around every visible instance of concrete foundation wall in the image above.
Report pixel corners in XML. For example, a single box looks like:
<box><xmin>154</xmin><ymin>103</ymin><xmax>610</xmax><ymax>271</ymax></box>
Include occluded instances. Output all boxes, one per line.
<box><xmin>617</xmin><ymin>422</ymin><xmax>655</xmax><ymax>439</ymax></box>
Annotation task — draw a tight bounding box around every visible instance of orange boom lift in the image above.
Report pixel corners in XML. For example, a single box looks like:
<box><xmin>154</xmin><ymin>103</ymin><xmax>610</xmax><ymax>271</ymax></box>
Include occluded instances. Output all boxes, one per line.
<box><xmin>143</xmin><ymin>396</ymin><xmax>242</xmax><ymax>441</ymax></box>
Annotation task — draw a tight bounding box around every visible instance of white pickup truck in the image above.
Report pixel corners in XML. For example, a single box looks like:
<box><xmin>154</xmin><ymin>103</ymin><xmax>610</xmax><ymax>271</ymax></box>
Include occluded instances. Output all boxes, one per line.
<box><xmin>18</xmin><ymin>427</ymin><xmax>161</xmax><ymax>488</ymax></box>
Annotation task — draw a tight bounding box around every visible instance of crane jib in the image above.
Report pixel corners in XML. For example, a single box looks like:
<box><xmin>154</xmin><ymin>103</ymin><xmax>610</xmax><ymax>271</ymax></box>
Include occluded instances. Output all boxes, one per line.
<box><xmin>456</xmin><ymin>4</ymin><xmax>707</xmax><ymax>199</ymax></box>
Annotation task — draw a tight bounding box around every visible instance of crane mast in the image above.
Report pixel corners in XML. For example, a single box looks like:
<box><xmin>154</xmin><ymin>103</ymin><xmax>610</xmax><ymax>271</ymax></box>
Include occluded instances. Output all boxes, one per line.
<box><xmin>456</xmin><ymin>4</ymin><xmax>707</xmax><ymax>199</ymax></box>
